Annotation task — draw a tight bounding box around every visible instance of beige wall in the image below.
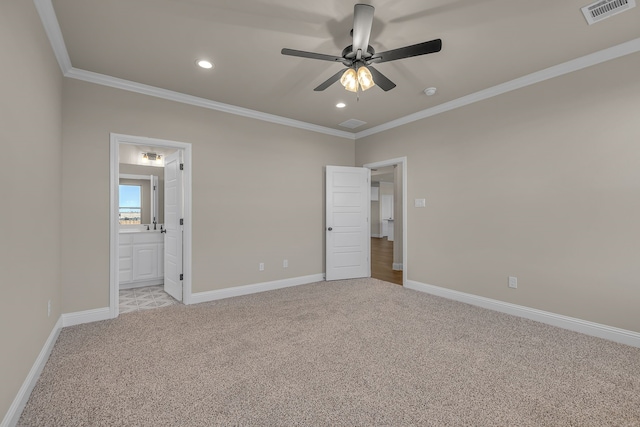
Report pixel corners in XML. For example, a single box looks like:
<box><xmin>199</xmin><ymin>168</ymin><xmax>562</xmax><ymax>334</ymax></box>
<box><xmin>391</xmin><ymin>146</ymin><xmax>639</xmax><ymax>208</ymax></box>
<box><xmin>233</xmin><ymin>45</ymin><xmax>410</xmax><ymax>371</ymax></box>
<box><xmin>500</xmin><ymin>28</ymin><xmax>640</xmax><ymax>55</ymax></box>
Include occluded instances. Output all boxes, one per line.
<box><xmin>0</xmin><ymin>0</ymin><xmax>63</xmax><ymax>420</ymax></box>
<box><xmin>356</xmin><ymin>52</ymin><xmax>640</xmax><ymax>333</ymax></box>
<box><xmin>61</xmin><ymin>79</ymin><xmax>354</xmax><ymax>312</ymax></box>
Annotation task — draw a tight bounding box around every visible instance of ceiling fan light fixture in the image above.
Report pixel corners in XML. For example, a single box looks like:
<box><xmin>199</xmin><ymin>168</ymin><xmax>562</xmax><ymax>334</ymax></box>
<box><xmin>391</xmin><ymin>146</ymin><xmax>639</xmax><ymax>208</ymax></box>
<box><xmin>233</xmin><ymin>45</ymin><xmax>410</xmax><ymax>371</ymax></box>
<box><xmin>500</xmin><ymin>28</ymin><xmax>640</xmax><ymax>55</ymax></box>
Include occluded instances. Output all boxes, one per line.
<box><xmin>340</xmin><ymin>68</ymin><xmax>359</xmax><ymax>92</ymax></box>
<box><xmin>357</xmin><ymin>66</ymin><xmax>375</xmax><ymax>91</ymax></box>
<box><xmin>281</xmin><ymin>4</ymin><xmax>443</xmax><ymax>93</ymax></box>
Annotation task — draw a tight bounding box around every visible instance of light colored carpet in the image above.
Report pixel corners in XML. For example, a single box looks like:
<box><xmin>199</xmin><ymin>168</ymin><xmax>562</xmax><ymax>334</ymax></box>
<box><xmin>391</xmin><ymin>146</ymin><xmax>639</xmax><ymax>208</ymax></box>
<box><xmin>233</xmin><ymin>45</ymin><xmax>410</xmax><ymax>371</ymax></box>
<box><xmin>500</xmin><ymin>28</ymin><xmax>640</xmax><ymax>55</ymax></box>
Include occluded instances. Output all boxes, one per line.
<box><xmin>19</xmin><ymin>278</ymin><xmax>640</xmax><ymax>426</ymax></box>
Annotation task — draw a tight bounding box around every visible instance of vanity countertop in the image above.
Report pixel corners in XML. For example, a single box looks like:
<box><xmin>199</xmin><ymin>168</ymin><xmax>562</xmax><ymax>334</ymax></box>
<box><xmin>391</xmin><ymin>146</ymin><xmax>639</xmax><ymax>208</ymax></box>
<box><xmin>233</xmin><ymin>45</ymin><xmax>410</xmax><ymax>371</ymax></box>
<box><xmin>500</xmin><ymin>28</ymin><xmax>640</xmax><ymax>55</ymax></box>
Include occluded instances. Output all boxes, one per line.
<box><xmin>119</xmin><ymin>228</ymin><xmax>163</xmax><ymax>234</ymax></box>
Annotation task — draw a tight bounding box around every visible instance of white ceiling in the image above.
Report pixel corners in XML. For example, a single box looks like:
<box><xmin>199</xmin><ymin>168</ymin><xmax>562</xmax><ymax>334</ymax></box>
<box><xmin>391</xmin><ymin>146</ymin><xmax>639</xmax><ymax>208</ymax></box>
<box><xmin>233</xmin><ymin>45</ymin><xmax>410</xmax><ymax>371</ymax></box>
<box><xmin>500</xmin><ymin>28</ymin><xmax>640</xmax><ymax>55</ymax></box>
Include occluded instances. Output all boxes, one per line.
<box><xmin>45</xmin><ymin>0</ymin><xmax>640</xmax><ymax>136</ymax></box>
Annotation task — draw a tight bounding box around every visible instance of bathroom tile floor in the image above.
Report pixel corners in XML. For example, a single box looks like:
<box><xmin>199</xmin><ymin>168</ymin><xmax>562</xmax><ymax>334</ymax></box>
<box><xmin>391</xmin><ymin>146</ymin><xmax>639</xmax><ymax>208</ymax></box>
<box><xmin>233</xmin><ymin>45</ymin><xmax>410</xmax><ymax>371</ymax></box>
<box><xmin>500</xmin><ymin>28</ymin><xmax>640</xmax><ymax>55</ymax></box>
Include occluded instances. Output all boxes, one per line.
<box><xmin>119</xmin><ymin>285</ymin><xmax>179</xmax><ymax>314</ymax></box>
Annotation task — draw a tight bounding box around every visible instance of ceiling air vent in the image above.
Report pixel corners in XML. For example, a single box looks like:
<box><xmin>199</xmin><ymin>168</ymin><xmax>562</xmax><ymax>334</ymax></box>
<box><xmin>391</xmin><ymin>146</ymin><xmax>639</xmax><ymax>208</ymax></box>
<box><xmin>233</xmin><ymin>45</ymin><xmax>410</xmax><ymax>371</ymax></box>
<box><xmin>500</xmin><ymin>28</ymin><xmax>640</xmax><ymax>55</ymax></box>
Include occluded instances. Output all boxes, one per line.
<box><xmin>581</xmin><ymin>0</ymin><xmax>636</xmax><ymax>24</ymax></box>
<box><xmin>339</xmin><ymin>119</ymin><xmax>367</xmax><ymax>129</ymax></box>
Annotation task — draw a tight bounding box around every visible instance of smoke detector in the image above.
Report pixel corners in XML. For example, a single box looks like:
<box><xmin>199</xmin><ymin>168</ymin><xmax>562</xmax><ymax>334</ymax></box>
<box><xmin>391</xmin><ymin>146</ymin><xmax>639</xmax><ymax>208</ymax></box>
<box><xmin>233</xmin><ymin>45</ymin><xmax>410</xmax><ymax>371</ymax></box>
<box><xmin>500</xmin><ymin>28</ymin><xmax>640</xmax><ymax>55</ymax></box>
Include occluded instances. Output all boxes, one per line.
<box><xmin>581</xmin><ymin>0</ymin><xmax>636</xmax><ymax>24</ymax></box>
<box><xmin>423</xmin><ymin>87</ymin><xmax>437</xmax><ymax>96</ymax></box>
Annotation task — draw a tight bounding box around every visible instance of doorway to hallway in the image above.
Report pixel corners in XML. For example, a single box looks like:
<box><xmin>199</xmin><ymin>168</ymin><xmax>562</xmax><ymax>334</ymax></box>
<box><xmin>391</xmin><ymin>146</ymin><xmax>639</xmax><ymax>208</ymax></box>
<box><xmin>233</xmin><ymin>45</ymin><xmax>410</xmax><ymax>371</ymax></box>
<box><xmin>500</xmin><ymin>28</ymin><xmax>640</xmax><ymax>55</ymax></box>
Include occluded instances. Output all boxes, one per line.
<box><xmin>364</xmin><ymin>157</ymin><xmax>407</xmax><ymax>286</ymax></box>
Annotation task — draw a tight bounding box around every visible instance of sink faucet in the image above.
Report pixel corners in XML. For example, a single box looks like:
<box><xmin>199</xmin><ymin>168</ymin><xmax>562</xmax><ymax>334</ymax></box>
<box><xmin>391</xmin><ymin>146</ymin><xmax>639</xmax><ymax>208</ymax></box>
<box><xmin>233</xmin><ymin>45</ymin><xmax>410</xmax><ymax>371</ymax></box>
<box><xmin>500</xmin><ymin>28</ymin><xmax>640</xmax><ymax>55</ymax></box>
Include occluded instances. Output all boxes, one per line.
<box><xmin>146</xmin><ymin>225</ymin><xmax>150</xmax><ymax>230</ymax></box>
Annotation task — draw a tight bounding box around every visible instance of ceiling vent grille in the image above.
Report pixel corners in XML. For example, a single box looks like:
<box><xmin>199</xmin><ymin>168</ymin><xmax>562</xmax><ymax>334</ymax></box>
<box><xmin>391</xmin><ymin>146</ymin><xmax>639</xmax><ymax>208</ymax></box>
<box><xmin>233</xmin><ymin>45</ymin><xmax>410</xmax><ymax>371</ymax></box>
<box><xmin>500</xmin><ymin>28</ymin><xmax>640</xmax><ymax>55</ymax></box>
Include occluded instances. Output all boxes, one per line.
<box><xmin>339</xmin><ymin>119</ymin><xmax>367</xmax><ymax>129</ymax></box>
<box><xmin>581</xmin><ymin>0</ymin><xmax>636</xmax><ymax>24</ymax></box>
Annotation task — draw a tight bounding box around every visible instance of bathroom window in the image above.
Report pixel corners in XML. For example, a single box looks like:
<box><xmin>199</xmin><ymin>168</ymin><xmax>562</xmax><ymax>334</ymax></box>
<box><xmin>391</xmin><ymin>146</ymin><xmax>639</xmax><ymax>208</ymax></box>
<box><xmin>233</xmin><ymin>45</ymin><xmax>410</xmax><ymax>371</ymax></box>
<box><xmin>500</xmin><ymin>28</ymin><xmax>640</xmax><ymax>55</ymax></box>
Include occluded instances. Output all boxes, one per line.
<box><xmin>119</xmin><ymin>185</ymin><xmax>142</xmax><ymax>225</ymax></box>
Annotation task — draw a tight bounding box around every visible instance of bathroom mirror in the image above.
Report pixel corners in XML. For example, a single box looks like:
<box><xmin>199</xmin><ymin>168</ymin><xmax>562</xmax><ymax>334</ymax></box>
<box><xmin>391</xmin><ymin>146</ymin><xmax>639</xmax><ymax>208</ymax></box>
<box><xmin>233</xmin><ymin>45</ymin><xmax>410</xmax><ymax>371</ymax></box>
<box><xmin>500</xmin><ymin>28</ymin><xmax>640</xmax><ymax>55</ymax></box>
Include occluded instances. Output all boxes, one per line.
<box><xmin>119</xmin><ymin>164</ymin><xmax>165</xmax><ymax>227</ymax></box>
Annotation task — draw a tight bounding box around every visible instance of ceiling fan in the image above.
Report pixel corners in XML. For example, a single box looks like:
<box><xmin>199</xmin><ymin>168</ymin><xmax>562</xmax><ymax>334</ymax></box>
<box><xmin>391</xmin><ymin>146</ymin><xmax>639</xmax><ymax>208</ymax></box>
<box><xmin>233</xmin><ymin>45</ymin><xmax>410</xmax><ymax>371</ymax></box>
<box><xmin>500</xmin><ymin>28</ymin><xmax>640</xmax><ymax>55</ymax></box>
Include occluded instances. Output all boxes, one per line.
<box><xmin>281</xmin><ymin>4</ymin><xmax>442</xmax><ymax>93</ymax></box>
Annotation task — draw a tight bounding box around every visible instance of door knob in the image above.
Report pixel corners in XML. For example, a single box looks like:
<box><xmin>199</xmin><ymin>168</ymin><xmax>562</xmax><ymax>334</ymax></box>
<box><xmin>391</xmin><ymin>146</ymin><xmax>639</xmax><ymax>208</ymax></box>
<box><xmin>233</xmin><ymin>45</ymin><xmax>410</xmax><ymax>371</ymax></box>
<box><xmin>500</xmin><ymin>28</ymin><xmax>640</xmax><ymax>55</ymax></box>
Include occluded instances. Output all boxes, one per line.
<box><xmin>161</xmin><ymin>229</ymin><xmax>167</xmax><ymax>233</ymax></box>
<box><xmin>327</xmin><ymin>227</ymin><xmax>333</xmax><ymax>231</ymax></box>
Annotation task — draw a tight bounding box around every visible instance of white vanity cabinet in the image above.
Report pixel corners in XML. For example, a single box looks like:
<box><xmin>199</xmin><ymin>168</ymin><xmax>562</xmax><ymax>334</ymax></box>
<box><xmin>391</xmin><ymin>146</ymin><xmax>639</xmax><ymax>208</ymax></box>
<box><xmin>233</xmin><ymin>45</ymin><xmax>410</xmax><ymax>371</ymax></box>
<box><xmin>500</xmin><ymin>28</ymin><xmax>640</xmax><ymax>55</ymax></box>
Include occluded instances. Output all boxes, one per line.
<box><xmin>119</xmin><ymin>232</ymin><xmax>164</xmax><ymax>288</ymax></box>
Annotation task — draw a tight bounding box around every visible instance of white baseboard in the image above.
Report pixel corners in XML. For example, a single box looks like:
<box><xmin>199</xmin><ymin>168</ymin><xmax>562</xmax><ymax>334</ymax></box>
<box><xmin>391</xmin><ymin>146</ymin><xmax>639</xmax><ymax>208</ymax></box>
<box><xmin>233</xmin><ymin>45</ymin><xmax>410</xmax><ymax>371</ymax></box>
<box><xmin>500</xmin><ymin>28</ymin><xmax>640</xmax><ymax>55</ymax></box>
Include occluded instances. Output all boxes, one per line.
<box><xmin>392</xmin><ymin>263</ymin><xmax>403</xmax><ymax>271</ymax></box>
<box><xmin>405</xmin><ymin>280</ymin><xmax>640</xmax><ymax>348</ymax></box>
<box><xmin>371</xmin><ymin>234</ymin><xmax>382</xmax><ymax>238</ymax></box>
<box><xmin>1</xmin><ymin>317</ymin><xmax>62</xmax><ymax>427</ymax></box>
<box><xmin>190</xmin><ymin>273</ymin><xmax>325</xmax><ymax>305</ymax></box>
<box><xmin>62</xmin><ymin>307</ymin><xmax>111</xmax><ymax>327</ymax></box>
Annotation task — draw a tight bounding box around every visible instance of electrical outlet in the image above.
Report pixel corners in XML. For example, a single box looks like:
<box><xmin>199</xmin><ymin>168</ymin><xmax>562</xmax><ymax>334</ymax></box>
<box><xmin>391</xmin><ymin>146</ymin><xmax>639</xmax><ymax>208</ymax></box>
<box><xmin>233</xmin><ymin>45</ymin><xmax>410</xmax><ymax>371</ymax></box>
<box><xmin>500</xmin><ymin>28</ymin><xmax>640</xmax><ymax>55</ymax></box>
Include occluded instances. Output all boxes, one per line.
<box><xmin>283</xmin><ymin>259</ymin><xmax>288</xmax><ymax>268</ymax></box>
<box><xmin>259</xmin><ymin>262</ymin><xmax>264</xmax><ymax>271</ymax></box>
<box><xmin>48</xmin><ymin>300</ymin><xmax>51</xmax><ymax>317</ymax></box>
<box><xmin>508</xmin><ymin>276</ymin><xmax>518</xmax><ymax>289</ymax></box>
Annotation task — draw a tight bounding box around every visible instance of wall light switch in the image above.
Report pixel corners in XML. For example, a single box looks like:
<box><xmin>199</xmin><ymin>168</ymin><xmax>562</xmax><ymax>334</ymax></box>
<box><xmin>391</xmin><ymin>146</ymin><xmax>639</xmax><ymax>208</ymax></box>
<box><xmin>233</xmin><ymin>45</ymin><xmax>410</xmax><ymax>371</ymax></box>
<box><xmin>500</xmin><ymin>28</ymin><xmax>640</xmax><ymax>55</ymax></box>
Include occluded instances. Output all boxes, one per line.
<box><xmin>415</xmin><ymin>198</ymin><xmax>426</xmax><ymax>208</ymax></box>
<box><xmin>259</xmin><ymin>263</ymin><xmax>265</xmax><ymax>271</ymax></box>
<box><xmin>508</xmin><ymin>276</ymin><xmax>518</xmax><ymax>289</ymax></box>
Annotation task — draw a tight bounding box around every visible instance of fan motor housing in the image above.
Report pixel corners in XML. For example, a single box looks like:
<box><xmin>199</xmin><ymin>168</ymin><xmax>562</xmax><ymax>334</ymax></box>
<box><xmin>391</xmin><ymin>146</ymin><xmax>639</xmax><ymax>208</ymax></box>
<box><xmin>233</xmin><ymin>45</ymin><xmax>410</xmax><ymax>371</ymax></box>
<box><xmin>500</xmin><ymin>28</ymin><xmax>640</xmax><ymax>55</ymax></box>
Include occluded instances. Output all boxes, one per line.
<box><xmin>342</xmin><ymin>45</ymin><xmax>376</xmax><ymax>63</ymax></box>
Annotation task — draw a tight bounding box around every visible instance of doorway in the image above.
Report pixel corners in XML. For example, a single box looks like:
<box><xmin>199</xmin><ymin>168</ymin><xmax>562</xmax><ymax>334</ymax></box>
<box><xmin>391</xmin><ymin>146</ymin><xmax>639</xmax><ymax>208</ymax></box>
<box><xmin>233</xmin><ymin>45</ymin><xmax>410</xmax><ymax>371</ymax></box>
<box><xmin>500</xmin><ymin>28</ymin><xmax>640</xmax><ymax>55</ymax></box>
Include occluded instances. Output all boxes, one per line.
<box><xmin>109</xmin><ymin>133</ymin><xmax>193</xmax><ymax>318</ymax></box>
<box><xmin>364</xmin><ymin>158</ymin><xmax>407</xmax><ymax>286</ymax></box>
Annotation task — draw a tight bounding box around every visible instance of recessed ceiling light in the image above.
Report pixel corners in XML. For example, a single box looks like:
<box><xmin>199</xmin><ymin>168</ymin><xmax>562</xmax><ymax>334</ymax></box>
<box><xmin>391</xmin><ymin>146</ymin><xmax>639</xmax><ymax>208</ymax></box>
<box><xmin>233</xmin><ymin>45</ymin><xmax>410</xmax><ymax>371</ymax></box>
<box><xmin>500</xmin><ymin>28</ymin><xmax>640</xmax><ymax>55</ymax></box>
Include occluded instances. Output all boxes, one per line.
<box><xmin>196</xmin><ymin>59</ymin><xmax>214</xmax><ymax>69</ymax></box>
<box><xmin>424</xmin><ymin>87</ymin><xmax>437</xmax><ymax>96</ymax></box>
<box><xmin>336</xmin><ymin>102</ymin><xmax>346</xmax><ymax>108</ymax></box>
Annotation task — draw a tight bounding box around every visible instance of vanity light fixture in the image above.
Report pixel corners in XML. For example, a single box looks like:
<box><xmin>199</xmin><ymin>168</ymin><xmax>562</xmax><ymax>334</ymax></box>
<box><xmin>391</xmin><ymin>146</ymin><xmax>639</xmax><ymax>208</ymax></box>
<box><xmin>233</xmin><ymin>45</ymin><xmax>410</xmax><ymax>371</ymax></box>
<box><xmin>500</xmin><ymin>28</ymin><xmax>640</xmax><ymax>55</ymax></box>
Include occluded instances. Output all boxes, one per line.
<box><xmin>142</xmin><ymin>152</ymin><xmax>162</xmax><ymax>161</ymax></box>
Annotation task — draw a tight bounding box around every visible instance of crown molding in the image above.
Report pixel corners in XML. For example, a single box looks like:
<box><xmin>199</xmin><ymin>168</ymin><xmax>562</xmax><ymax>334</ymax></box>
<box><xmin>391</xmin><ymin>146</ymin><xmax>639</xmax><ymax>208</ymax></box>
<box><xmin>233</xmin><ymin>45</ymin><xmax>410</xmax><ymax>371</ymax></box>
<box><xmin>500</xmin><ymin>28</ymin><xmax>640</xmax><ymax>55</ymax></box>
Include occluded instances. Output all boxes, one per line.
<box><xmin>32</xmin><ymin>0</ymin><xmax>355</xmax><ymax>141</ymax></box>
<box><xmin>356</xmin><ymin>37</ymin><xmax>640</xmax><ymax>139</ymax></box>
<box><xmin>65</xmin><ymin>67</ymin><xmax>356</xmax><ymax>140</ymax></box>
<box><xmin>33</xmin><ymin>0</ymin><xmax>71</xmax><ymax>73</ymax></box>
<box><xmin>34</xmin><ymin>0</ymin><xmax>640</xmax><ymax>141</ymax></box>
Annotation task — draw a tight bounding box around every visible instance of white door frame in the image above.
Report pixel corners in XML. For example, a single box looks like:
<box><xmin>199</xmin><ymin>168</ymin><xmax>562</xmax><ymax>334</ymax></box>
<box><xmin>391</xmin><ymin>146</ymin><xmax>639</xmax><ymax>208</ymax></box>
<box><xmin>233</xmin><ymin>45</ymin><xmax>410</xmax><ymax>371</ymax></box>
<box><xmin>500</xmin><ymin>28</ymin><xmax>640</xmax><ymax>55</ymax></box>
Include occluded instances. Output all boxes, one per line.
<box><xmin>109</xmin><ymin>133</ymin><xmax>193</xmax><ymax>318</ymax></box>
<box><xmin>363</xmin><ymin>157</ymin><xmax>407</xmax><ymax>286</ymax></box>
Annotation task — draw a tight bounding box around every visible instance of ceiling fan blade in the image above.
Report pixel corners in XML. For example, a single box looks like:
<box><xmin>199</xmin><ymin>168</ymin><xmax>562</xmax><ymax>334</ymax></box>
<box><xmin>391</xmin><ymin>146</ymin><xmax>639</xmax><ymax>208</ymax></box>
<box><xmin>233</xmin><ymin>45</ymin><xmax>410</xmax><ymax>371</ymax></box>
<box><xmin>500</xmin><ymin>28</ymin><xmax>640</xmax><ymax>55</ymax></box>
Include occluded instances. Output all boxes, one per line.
<box><xmin>314</xmin><ymin>69</ymin><xmax>347</xmax><ymax>91</ymax></box>
<box><xmin>352</xmin><ymin>4</ymin><xmax>375</xmax><ymax>54</ymax></box>
<box><xmin>281</xmin><ymin>48</ymin><xmax>343</xmax><ymax>62</ymax></box>
<box><xmin>367</xmin><ymin>66</ymin><xmax>396</xmax><ymax>92</ymax></box>
<box><xmin>372</xmin><ymin>39</ymin><xmax>442</xmax><ymax>64</ymax></box>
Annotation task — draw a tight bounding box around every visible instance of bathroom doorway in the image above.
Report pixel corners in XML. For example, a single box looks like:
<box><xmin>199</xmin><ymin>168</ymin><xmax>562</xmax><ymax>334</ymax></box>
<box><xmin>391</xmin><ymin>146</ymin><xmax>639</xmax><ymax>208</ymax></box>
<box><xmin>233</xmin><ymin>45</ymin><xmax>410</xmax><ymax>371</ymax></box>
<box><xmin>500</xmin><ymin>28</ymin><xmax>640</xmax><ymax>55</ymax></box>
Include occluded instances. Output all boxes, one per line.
<box><xmin>109</xmin><ymin>133</ymin><xmax>193</xmax><ymax>318</ymax></box>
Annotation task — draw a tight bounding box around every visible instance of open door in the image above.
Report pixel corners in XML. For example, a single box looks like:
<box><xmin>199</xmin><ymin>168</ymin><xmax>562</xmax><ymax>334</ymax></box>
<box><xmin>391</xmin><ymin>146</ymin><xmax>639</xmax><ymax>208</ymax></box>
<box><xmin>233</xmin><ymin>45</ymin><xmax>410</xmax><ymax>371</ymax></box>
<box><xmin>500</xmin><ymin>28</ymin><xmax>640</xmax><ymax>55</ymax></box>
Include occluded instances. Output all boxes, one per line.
<box><xmin>326</xmin><ymin>166</ymin><xmax>370</xmax><ymax>281</ymax></box>
<box><xmin>164</xmin><ymin>150</ymin><xmax>183</xmax><ymax>301</ymax></box>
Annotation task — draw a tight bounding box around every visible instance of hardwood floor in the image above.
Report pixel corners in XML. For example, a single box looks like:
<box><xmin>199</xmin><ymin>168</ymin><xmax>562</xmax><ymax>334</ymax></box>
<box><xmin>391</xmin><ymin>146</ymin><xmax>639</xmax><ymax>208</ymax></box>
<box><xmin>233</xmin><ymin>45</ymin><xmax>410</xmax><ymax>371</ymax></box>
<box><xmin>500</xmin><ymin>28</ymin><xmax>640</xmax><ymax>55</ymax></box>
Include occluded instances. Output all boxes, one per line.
<box><xmin>371</xmin><ymin>237</ymin><xmax>403</xmax><ymax>285</ymax></box>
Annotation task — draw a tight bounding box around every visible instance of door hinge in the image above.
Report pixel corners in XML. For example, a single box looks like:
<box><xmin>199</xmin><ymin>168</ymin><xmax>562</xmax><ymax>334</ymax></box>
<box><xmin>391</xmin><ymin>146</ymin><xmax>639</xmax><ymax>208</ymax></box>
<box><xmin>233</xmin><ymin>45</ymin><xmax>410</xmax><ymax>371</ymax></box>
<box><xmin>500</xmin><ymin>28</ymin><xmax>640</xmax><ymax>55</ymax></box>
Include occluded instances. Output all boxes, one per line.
<box><xmin>180</xmin><ymin>218</ymin><xmax>184</xmax><ymax>225</ymax></box>
<box><xmin>180</xmin><ymin>273</ymin><xmax>183</xmax><ymax>281</ymax></box>
<box><xmin>153</xmin><ymin>185</ymin><xmax>156</xmax><ymax>190</ymax></box>
<box><xmin>180</xmin><ymin>163</ymin><xmax>184</xmax><ymax>170</ymax></box>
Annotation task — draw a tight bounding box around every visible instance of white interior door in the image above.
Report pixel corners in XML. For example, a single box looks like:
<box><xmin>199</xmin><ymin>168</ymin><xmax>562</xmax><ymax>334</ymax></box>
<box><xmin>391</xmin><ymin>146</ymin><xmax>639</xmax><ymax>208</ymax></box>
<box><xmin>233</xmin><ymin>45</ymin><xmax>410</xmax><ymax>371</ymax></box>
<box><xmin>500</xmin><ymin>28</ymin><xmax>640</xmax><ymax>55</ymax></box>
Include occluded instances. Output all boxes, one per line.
<box><xmin>164</xmin><ymin>150</ymin><xmax>183</xmax><ymax>301</ymax></box>
<box><xmin>326</xmin><ymin>166</ymin><xmax>370</xmax><ymax>281</ymax></box>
